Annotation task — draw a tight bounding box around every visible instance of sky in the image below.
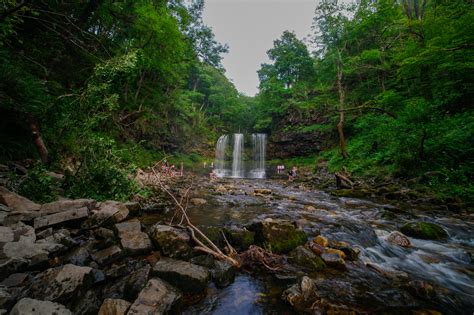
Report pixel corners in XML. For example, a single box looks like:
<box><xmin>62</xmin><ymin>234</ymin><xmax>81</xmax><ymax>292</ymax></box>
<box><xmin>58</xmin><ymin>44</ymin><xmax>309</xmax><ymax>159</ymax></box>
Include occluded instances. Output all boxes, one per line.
<box><xmin>202</xmin><ymin>0</ymin><xmax>316</xmax><ymax>96</ymax></box>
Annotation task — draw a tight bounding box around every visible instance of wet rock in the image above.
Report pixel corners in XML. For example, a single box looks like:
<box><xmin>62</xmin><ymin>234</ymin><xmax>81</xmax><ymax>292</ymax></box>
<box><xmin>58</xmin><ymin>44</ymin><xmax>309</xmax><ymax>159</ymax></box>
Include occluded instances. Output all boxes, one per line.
<box><xmin>81</xmin><ymin>201</ymin><xmax>129</xmax><ymax>229</ymax></box>
<box><xmin>213</xmin><ymin>260</ymin><xmax>236</xmax><ymax>288</ymax></box>
<box><xmin>282</xmin><ymin>276</ymin><xmax>317</xmax><ymax>312</ymax></box>
<box><xmin>248</xmin><ymin>218</ymin><xmax>307</xmax><ymax>253</ymax></box>
<box><xmin>400</xmin><ymin>222</ymin><xmax>448</xmax><ymax>240</ymax></box>
<box><xmin>91</xmin><ymin>245</ymin><xmax>122</xmax><ymax>265</ymax></box>
<box><xmin>307</xmin><ymin>242</ymin><xmax>325</xmax><ymax>256</ymax></box>
<box><xmin>10</xmin><ymin>298</ymin><xmax>72</xmax><ymax>315</ymax></box>
<box><xmin>115</xmin><ymin>219</ymin><xmax>152</xmax><ymax>256</ymax></box>
<box><xmin>190</xmin><ymin>198</ymin><xmax>207</xmax><ymax>206</ymax></box>
<box><xmin>128</xmin><ymin>278</ymin><xmax>181</xmax><ymax>314</ymax></box>
<box><xmin>329</xmin><ymin>240</ymin><xmax>360</xmax><ymax>261</ymax></box>
<box><xmin>0</xmin><ymin>187</ymin><xmax>40</xmax><ymax>212</ymax></box>
<box><xmin>314</xmin><ymin>235</ymin><xmax>329</xmax><ymax>247</ymax></box>
<box><xmin>288</xmin><ymin>246</ymin><xmax>326</xmax><ymax>271</ymax></box>
<box><xmin>325</xmin><ymin>248</ymin><xmax>346</xmax><ymax>259</ymax></box>
<box><xmin>405</xmin><ymin>280</ymin><xmax>435</xmax><ymax>300</ymax></box>
<box><xmin>321</xmin><ymin>251</ymin><xmax>346</xmax><ymax>269</ymax></box>
<box><xmin>387</xmin><ymin>231</ymin><xmax>411</xmax><ymax>247</ymax></box>
<box><xmin>254</xmin><ymin>188</ymin><xmax>272</xmax><ymax>195</ymax></box>
<box><xmin>21</xmin><ymin>264</ymin><xmax>93</xmax><ymax>303</ymax></box>
<box><xmin>0</xmin><ymin>226</ymin><xmax>14</xmax><ymax>243</ymax></box>
<box><xmin>224</xmin><ymin>226</ymin><xmax>255</xmax><ymax>251</ymax></box>
<box><xmin>148</xmin><ymin>224</ymin><xmax>192</xmax><ymax>259</ymax></box>
<box><xmin>33</xmin><ymin>207</ymin><xmax>89</xmax><ymax>229</ymax></box>
<box><xmin>98</xmin><ymin>298</ymin><xmax>131</xmax><ymax>315</ymax></box>
<box><xmin>152</xmin><ymin>257</ymin><xmax>210</xmax><ymax>293</ymax></box>
<box><xmin>215</xmin><ymin>185</ymin><xmax>228</xmax><ymax>194</ymax></box>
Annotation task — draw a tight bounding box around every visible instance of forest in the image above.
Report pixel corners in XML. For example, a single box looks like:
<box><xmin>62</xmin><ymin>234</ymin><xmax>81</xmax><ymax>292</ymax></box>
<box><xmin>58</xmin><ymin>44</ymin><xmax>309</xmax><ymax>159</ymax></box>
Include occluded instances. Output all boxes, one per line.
<box><xmin>0</xmin><ymin>1</ymin><xmax>473</xmax><ymax>313</ymax></box>
<box><xmin>0</xmin><ymin>0</ymin><xmax>472</xmax><ymax>204</ymax></box>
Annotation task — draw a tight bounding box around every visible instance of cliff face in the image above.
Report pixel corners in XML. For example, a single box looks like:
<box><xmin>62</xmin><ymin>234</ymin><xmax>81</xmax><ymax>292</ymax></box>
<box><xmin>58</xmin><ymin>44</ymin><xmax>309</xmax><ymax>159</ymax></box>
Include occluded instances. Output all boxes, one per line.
<box><xmin>266</xmin><ymin>108</ymin><xmax>335</xmax><ymax>159</ymax></box>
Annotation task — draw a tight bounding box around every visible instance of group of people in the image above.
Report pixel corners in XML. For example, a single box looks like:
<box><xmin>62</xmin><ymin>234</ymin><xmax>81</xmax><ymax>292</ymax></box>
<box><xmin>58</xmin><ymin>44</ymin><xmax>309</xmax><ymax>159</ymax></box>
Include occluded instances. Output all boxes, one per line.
<box><xmin>161</xmin><ymin>159</ymin><xmax>183</xmax><ymax>177</ymax></box>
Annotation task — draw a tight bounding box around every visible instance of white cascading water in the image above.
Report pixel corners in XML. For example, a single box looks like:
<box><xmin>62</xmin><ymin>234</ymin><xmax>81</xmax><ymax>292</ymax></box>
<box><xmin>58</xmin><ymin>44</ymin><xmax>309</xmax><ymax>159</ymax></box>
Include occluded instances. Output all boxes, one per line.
<box><xmin>231</xmin><ymin>133</ymin><xmax>244</xmax><ymax>178</ymax></box>
<box><xmin>214</xmin><ymin>133</ymin><xmax>266</xmax><ymax>178</ymax></box>
<box><xmin>214</xmin><ymin>135</ymin><xmax>229</xmax><ymax>177</ymax></box>
<box><xmin>249</xmin><ymin>133</ymin><xmax>266</xmax><ymax>178</ymax></box>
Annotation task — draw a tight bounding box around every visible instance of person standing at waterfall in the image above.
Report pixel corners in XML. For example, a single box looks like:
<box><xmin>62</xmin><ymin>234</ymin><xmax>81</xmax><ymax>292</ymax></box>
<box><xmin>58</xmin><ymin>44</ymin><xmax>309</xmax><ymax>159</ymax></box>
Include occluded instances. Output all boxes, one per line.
<box><xmin>288</xmin><ymin>165</ymin><xmax>297</xmax><ymax>181</ymax></box>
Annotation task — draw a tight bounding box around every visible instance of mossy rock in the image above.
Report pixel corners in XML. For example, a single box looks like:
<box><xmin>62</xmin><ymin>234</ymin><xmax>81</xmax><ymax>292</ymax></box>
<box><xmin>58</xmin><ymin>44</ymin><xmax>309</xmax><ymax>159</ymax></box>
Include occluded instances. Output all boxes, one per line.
<box><xmin>400</xmin><ymin>222</ymin><xmax>448</xmax><ymax>240</ymax></box>
<box><xmin>288</xmin><ymin>246</ymin><xmax>326</xmax><ymax>271</ymax></box>
<box><xmin>223</xmin><ymin>226</ymin><xmax>255</xmax><ymax>251</ymax></box>
<box><xmin>248</xmin><ymin>219</ymin><xmax>307</xmax><ymax>253</ymax></box>
<box><xmin>330</xmin><ymin>189</ymin><xmax>373</xmax><ymax>198</ymax></box>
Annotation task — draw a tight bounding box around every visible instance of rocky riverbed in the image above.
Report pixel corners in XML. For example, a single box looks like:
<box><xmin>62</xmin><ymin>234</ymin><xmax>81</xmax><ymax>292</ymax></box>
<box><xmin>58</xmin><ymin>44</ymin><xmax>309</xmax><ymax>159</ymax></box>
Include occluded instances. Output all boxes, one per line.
<box><xmin>0</xmin><ymin>175</ymin><xmax>473</xmax><ymax>314</ymax></box>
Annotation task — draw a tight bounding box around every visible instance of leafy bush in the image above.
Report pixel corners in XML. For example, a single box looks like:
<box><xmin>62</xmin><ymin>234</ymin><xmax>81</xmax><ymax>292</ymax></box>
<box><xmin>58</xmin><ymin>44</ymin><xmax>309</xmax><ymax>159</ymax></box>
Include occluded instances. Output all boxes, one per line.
<box><xmin>63</xmin><ymin>136</ymin><xmax>138</xmax><ymax>201</ymax></box>
<box><xmin>18</xmin><ymin>165</ymin><xmax>58</xmax><ymax>203</ymax></box>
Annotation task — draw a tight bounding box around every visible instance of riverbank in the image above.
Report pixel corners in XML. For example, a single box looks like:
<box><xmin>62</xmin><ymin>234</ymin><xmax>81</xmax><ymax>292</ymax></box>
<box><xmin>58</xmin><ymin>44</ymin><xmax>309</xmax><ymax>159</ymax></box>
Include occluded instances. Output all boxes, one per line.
<box><xmin>0</xmin><ymin>167</ymin><xmax>472</xmax><ymax>314</ymax></box>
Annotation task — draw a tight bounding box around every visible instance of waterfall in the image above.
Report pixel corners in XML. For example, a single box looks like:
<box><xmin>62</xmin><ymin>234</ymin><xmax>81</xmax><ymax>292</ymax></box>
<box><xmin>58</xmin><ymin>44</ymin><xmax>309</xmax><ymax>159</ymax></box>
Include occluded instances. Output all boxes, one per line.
<box><xmin>214</xmin><ymin>133</ymin><xmax>266</xmax><ymax>178</ymax></box>
<box><xmin>231</xmin><ymin>133</ymin><xmax>244</xmax><ymax>178</ymax></box>
<box><xmin>249</xmin><ymin>133</ymin><xmax>266</xmax><ymax>179</ymax></box>
<box><xmin>214</xmin><ymin>135</ymin><xmax>229</xmax><ymax>177</ymax></box>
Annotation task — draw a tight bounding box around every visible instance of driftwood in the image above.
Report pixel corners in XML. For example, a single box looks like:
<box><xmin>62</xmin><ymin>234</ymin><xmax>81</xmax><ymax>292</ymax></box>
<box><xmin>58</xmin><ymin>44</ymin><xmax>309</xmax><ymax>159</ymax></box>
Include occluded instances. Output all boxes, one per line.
<box><xmin>240</xmin><ymin>245</ymin><xmax>285</xmax><ymax>271</ymax></box>
<box><xmin>335</xmin><ymin>166</ymin><xmax>354</xmax><ymax>189</ymax></box>
<box><xmin>150</xmin><ymin>165</ymin><xmax>241</xmax><ymax>268</ymax></box>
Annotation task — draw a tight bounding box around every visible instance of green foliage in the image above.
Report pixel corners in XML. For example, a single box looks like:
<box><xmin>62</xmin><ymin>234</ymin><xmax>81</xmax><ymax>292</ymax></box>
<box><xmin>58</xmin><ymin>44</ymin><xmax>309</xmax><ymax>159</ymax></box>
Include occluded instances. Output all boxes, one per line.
<box><xmin>63</xmin><ymin>136</ymin><xmax>138</xmax><ymax>201</ymax></box>
<box><xmin>18</xmin><ymin>165</ymin><xmax>58</xmax><ymax>203</ymax></box>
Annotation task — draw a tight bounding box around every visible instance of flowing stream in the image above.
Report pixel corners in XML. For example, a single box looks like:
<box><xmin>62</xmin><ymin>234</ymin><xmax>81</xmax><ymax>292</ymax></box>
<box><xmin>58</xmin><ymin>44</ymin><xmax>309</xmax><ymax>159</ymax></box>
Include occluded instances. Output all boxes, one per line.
<box><xmin>165</xmin><ymin>178</ymin><xmax>474</xmax><ymax>314</ymax></box>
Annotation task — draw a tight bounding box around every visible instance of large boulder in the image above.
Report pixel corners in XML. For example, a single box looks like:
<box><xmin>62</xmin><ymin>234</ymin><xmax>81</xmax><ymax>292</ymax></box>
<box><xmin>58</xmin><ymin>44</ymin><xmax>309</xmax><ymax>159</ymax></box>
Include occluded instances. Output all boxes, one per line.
<box><xmin>39</xmin><ymin>199</ymin><xmax>95</xmax><ymax>216</ymax></box>
<box><xmin>0</xmin><ymin>187</ymin><xmax>40</xmax><ymax>212</ymax></box>
<box><xmin>81</xmin><ymin>201</ymin><xmax>129</xmax><ymax>229</ymax></box>
<box><xmin>98</xmin><ymin>298</ymin><xmax>131</xmax><ymax>315</ymax></box>
<box><xmin>288</xmin><ymin>246</ymin><xmax>326</xmax><ymax>271</ymax></box>
<box><xmin>224</xmin><ymin>226</ymin><xmax>255</xmax><ymax>251</ymax></box>
<box><xmin>10</xmin><ymin>298</ymin><xmax>72</xmax><ymax>315</ymax></box>
<box><xmin>152</xmin><ymin>258</ymin><xmax>210</xmax><ymax>293</ymax></box>
<box><xmin>148</xmin><ymin>224</ymin><xmax>193</xmax><ymax>259</ymax></box>
<box><xmin>33</xmin><ymin>207</ymin><xmax>89</xmax><ymax>229</ymax></box>
<box><xmin>128</xmin><ymin>278</ymin><xmax>181</xmax><ymax>315</ymax></box>
<box><xmin>248</xmin><ymin>218</ymin><xmax>307</xmax><ymax>253</ymax></box>
<box><xmin>21</xmin><ymin>264</ymin><xmax>93</xmax><ymax>303</ymax></box>
<box><xmin>400</xmin><ymin>222</ymin><xmax>448</xmax><ymax>240</ymax></box>
<box><xmin>115</xmin><ymin>219</ymin><xmax>152</xmax><ymax>256</ymax></box>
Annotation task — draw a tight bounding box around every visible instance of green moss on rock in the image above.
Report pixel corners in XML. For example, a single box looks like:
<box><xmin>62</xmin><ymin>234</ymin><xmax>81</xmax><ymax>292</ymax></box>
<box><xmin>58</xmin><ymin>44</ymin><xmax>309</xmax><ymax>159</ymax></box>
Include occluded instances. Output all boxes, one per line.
<box><xmin>248</xmin><ymin>219</ymin><xmax>307</xmax><ymax>253</ymax></box>
<box><xmin>400</xmin><ymin>222</ymin><xmax>448</xmax><ymax>240</ymax></box>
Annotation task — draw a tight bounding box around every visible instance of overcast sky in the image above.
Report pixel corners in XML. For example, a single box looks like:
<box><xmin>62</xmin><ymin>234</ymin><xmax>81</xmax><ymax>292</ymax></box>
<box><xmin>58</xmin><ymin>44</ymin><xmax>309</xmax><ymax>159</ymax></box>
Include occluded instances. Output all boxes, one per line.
<box><xmin>202</xmin><ymin>0</ymin><xmax>316</xmax><ymax>96</ymax></box>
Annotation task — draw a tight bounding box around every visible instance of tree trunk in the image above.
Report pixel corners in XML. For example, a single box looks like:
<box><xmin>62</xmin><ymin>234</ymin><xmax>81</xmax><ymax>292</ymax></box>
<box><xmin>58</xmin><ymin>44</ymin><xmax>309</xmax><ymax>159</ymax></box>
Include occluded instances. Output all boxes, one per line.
<box><xmin>28</xmin><ymin>114</ymin><xmax>49</xmax><ymax>164</ymax></box>
<box><xmin>336</xmin><ymin>50</ymin><xmax>349</xmax><ymax>159</ymax></box>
